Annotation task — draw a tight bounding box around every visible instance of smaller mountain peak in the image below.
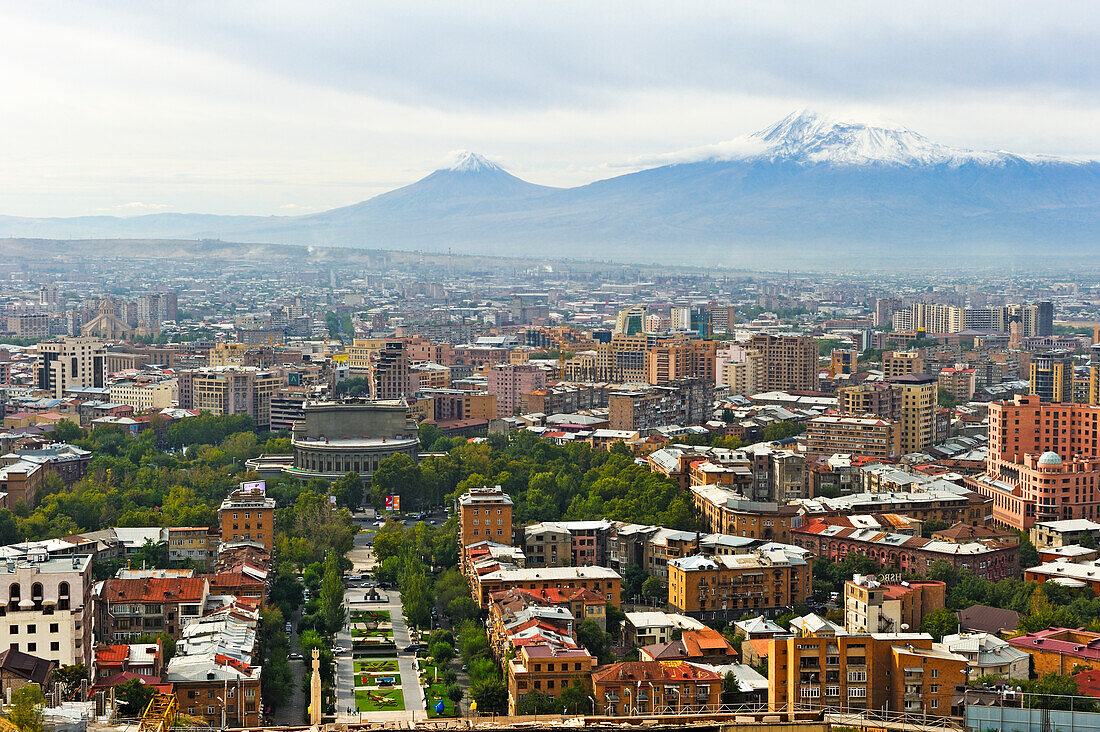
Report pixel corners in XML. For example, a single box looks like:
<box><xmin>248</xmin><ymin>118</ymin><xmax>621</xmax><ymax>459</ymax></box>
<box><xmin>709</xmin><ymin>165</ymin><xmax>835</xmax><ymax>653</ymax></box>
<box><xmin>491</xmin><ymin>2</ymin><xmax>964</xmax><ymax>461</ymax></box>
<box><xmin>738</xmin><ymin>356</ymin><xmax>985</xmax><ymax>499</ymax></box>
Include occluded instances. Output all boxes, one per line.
<box><xmin>444</xmin><ymin>150</ymin><xmax>504</xmax><ymax>173</ymax></box>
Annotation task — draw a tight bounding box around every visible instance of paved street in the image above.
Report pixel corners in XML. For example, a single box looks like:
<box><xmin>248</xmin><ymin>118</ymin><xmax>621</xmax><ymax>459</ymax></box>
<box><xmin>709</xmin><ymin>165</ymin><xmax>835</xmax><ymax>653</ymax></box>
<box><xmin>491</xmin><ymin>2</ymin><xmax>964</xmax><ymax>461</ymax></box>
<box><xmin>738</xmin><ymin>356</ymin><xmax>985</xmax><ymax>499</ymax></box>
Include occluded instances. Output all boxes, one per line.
<box><xmin>271</xmin><ymin>608</ymin><xmax>305</xmax><ymax>725</ymax></box>
<box><xmin>335</xmin><ymin>524</ymin><xmax>427</xmax><ymax>722</ymax></box>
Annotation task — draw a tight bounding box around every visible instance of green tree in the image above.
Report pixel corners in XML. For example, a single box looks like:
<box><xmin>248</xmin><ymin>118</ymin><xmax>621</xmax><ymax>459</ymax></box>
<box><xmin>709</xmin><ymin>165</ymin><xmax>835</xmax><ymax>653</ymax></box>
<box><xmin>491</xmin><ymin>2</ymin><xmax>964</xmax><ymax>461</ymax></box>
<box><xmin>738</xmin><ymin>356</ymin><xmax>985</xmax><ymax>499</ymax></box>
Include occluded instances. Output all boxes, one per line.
<box><xmin>129</xmin><ymin>539</ymin><xmax>169</xmax><ymax>570</ymax></box>
<box><xmin>920</xmin><ymin>608</ymin><xmax>960</xmax><ymax>640</ymax></box>
<box><xmin>1019</xmin><ymin>532</ymin><xmax>1040</xmax><ymax>568</ymax></box>
<box><xmin>937</xmin><ymin>387</ymin><xmax>959</xmax><ymax>409</ymax></box>
<box><xmin>558</xmin><ymin>678</ymin><xmax>592</xmax><ymax>715</ymax></box>
<box><xmin>401</xmin><ymin>565</ymin><xmax>432</xmax><ymax>629</ymax></box>
<box><xmin>51</xmin><ymin>665</ymin><xmax>88</xmax><ymax>698</ymax></box>
<box><xmin>921</xmin><ymin>518</ymin><xmax>949</xmax><ymax>538</ymax></box>
<box><xmin>515</xmin><ymin>690</ymin><xmax>559</xmax><ymax>715</ymax></box>
<box><xmin>470</xmin><ymin>678</ymin><xmax>507</xmax><ymax>714</ymax></box>
<box><xmin>53</xmin><ymin>419</ymin><xmax>83</xmax><ymax>443</ymax></box>
<box><xmin>320</xmin><ymin>550</ymin><xmax>346</xmax><ymax>635</ymax></box>
<box><xmin>577</xmin><ymin>618</ymin><xmax>614</xmax><ymax>665</ymax></box>
<box><xmin>430</xmin><ymin>642</ymin><xmax>455</xmax><ymax>663</ymax></box>
<box><xmin>371</xmin><ymin>453</ymin><xmax>422</xmax><ymax>509</ymax></box>
<box><xmin>9</xmin><ymin>684</ymin><xmax>45</xmax><ymax>732</ymax></box>
<box><xmin>764</xmin><ymin>421</ymin><xmax>805</xmax><ymax>442</ymax></box>
<box><xmin>331</xmin><ymin>472</ymin><xmax>364</xmax><ymax>510</ymax></box>
<box><xmin>419</xmin><ymin>423</ymin><xmax>444</xmax><ymax>450</ymax></box>
<box><xmin>113</xmin><ymin>678</ymin><xmax>153</xmax><ymax>718</ymax></box>
<box><xmin>641</xmin><ymin>576</ymin><xmax>664</xmax><ymax>602</ymax></box>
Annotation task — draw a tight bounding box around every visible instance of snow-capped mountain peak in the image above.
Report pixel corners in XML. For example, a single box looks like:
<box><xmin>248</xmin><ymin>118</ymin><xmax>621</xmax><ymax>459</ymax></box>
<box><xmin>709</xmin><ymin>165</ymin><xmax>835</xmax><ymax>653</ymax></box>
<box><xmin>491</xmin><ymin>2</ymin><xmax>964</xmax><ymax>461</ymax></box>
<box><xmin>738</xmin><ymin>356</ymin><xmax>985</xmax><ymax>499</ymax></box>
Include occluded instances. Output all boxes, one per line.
<box><xmin>748</xmin><ymin>109</ymin><xmax>998</xmax><ymax>166</ymax></box>
<box><xmin>445</xmin><ymin>150</ymin><xmax>504</xmax><ymax>173</ymax></box>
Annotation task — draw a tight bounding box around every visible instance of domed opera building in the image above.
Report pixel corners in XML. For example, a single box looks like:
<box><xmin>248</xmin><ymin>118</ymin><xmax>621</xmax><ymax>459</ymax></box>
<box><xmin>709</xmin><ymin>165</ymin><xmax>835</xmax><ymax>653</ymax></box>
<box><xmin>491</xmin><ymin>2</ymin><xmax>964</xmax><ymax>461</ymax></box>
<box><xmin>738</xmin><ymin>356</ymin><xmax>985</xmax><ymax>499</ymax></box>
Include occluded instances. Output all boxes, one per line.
<box><xmin>247</xmin><ymin>399</ymin><xmax>420</xmax><ymax>484</ymax></box>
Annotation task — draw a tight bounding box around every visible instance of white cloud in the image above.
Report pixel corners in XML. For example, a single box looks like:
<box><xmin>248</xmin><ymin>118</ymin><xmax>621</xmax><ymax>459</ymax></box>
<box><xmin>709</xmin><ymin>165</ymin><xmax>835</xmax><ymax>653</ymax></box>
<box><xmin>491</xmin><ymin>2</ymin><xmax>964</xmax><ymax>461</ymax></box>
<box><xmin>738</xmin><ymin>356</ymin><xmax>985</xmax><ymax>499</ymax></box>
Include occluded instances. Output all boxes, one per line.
<box><xmin>0</xmin><ymin>2</ymin><xmax>1098</xmax><ymax>216</ymax></box>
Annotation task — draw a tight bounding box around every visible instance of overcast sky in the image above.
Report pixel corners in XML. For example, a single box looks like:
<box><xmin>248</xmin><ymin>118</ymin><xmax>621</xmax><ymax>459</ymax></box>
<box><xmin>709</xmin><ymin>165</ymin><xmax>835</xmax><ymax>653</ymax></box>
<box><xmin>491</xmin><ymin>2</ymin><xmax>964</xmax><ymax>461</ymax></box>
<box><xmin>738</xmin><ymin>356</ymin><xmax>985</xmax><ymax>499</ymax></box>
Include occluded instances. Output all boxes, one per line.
<box><xmin>1</xmin><ymin>1</ymin><xmax>1098</xmax><ymax>217</ymax></box>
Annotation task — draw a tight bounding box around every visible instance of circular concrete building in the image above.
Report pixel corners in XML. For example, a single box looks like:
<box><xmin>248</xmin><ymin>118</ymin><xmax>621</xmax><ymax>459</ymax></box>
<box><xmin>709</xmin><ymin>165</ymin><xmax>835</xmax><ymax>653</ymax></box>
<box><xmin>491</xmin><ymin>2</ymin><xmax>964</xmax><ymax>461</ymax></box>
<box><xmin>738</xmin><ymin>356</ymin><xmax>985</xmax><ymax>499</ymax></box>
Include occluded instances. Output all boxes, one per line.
<box><xmin>284</xmin><ymin>400</ymin><xmax>419</xmax><ymax>482</ymax></box>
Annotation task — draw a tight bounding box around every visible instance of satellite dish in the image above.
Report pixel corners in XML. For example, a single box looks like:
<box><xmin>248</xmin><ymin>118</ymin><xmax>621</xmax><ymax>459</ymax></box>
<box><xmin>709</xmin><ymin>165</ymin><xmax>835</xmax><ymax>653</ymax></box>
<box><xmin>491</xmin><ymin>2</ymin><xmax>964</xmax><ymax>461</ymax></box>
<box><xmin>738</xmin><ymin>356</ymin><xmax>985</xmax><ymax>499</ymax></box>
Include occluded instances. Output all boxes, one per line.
<box><xmin>901</xmin><ymin>624</ymin><xmax>910</xmax><ymax>631</ymax></box>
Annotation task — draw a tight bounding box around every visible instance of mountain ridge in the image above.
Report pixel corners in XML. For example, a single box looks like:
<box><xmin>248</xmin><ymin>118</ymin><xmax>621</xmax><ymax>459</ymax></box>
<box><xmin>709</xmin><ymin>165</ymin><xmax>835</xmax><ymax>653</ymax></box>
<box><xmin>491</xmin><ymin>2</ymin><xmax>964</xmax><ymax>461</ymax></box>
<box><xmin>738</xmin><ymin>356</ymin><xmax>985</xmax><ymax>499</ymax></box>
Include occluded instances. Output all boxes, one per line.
<box><xmin>2</xmin><ymin>111</ymin><xmax>1099</xmax><ymax>265</ymax></box>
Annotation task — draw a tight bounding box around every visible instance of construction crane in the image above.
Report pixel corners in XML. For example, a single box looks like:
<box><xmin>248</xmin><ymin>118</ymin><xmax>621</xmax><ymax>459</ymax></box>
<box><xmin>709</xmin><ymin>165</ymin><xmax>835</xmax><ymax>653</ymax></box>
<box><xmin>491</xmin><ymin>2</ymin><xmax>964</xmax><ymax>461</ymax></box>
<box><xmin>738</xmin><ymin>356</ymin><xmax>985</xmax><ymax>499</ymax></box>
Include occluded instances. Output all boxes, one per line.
<box><xmin>138</xmin><ymin>693</ymin><xmax>177</xmax><ymax>732</ymax></box>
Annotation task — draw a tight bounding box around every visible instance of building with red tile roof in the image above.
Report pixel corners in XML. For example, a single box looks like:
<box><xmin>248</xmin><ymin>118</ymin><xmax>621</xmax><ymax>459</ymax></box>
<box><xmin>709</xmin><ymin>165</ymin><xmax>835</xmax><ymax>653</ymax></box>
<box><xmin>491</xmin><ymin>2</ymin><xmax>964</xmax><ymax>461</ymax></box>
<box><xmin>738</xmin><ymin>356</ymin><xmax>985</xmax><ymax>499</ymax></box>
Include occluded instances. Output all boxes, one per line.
<box><xmin>592</xmin><ymin>660</ymin><xmax>722</xmax><ymax>715</ymax></box>
<box><xmin>1009</xmin><ymin>628</ymin><xmax>1100</xmax><ymax>675</ymax></box>
<box><xmin>97</xmin><ymin>577</ymin><xmax>209</xmax><ymax>641</ymax></box>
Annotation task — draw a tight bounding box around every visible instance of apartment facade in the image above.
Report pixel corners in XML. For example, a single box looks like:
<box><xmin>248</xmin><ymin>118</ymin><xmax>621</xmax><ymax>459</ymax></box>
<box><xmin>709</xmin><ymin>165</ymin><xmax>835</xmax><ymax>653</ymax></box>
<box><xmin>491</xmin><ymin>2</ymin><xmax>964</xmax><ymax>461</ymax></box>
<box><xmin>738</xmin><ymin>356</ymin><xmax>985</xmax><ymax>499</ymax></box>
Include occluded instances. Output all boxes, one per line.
<box><xmin>747</xmin><ymin>334</ymin><xmax>819</xmax><ymax>392</ymax></box>
<box><xmin>843</xmin><ymin>575</ymin><xmax>946</xmax><ymax>634</ymax></box>
<box><xmin>36</xmin><ymin>337</ymin><xmax>107</xmax><ymax>398</ymax></box>
<box><xmin>219</xmin><ymin>488</ymin><xmax>276</xmax><ymax>553</ymax></box>
<box><xmin>97</xmin><ymin>576</ymin><xmax>208</xmax><ymax>642</ymax></box>
<box><xmin>883</xmin><ymin>351</ymin><xmax>924</xmax><ymax>380</ymax></box>
<box><xmin>487</xmin><ymin>363</ymin><xmax>546</xmax><ymax>418</ymax></box>
<box><xmin>592</xmin><ymin>661</ymin><xmax>722</xmax><ymax>715</ymax></box>
<box><xmin>892</xmin><ymin>374</ymin><xmax>937</xmax><ymax>455</ymax></box>
<box><xmin>667</xmin><ymin>549</ymin><xmax>811</xmax><ymax>621</ymax></box>
<box><xmin>1029</xmin><ymin>350</ymin><xmax>1074</xmax><ymax>403</ymax></box>
<box><xmin>0</xmin><ymin>555</ymin><xmax>93</xmax><ymax>667</ymax></box>
<box><xmin>177</xmin><ymin>366</ymin><xmax>284</xmax><ymax>430</ymax></box>
<box><xmin>805</xmin><ymin>416</ymin><xmax>900</xmax><ymax>460</ymax></box>
<box><xmin>972</xmin><ymin>395</ymin><xmax>1100</xmax><ymax>528</ymax></box>
<box><xmin>458</xmin><ymin>485</ymin><xmax>514</xmax><ymax>564</ymax></box>
<box><xmin>769</xmin><ymin>632</ymin><xmax>966</xmax><ymax>716</ymax></box>
<box><xmin>507</xmin><ymin>645</ymin><xmax>596</xmax><ymax>715</ymax></box>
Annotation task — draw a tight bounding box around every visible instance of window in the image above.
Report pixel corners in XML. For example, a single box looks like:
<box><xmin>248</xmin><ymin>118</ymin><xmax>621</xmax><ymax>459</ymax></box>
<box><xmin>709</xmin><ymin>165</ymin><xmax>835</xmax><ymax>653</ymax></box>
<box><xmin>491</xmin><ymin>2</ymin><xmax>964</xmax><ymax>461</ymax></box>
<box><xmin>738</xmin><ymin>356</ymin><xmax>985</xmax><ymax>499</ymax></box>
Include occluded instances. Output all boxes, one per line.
<box><xmin>50</xmin><ymin>642</ymin><xmax>58</xmax><ymax>652</ymax></box>
<box><xmin>207</xmin><ymin>706</ymin><xmax>215</xmax><ymax>716</ymax></box>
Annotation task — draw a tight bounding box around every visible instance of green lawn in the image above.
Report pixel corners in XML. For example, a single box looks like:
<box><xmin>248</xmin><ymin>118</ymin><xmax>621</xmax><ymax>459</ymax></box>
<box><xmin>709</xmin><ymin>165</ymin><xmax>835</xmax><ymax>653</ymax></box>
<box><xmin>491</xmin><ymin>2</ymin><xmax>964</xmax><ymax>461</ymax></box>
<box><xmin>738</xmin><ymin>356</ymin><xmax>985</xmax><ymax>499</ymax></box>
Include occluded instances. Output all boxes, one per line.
<box><xmin>352</xmin><ymin>628</ymin><xmax>393</xmax><ymax>638</ymax></box>
<box><xmin>350</xmin><ymin>610</ymin><xmax>391</xmax><ymax>622</ymax></box>
<box><xmin>425</xmin><ymin>685</ymin><xmax>457</xmax><ymax>718</ymax></box>
<box><xmin>355</xmin><ymin>659</ymin><xmax>398</xmax><ymax>673</ymax></box>
<box><xmin>355</xmin><ymin>688</ymin><xmax>405</xmax><ymax>712</ymax></box>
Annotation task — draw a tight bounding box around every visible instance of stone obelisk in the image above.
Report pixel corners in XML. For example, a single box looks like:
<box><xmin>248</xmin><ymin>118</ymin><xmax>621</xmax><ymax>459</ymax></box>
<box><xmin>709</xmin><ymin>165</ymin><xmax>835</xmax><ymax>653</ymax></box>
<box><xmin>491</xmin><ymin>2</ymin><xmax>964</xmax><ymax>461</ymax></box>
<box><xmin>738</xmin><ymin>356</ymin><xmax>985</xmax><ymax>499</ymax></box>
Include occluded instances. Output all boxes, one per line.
<box><xmin>310</xmin><ymin>648</ymin><xmax>322</xmax><ymax>725</ymax></box>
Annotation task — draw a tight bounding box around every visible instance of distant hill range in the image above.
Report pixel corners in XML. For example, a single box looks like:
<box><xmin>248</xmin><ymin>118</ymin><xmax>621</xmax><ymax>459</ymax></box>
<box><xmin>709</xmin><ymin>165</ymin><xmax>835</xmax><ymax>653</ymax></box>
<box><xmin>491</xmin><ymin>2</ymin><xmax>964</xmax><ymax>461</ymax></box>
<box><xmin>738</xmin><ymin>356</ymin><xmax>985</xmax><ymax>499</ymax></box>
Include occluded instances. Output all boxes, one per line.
<box><xmin>5</xmin><ymin>111</ymin><xmax>1100</xmax><ymax>266</ymax></box>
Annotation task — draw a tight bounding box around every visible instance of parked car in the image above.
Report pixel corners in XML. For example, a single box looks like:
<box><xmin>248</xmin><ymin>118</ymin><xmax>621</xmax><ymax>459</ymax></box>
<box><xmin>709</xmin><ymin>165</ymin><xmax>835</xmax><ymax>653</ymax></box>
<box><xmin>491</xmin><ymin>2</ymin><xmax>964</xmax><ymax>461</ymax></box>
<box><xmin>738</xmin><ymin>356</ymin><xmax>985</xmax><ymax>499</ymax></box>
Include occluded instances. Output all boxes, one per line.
<box><xmin>332</xmin><ymin>646</ymin><xmax>348</xmax><ymax>655</ymax></box>
<box><xmin>285</xmin><ymin>622</ymin><xmax>293</xmax><ymax>633</ymax></box>
<box><xmin>288</xmin><ymin>652</ymin><xmax>302</xmax><ymax>660</ymax></box>
<box><xmin>403</xmin><ymin>643</ymin><xmax>423</xmax><ymax>653</ymax></box>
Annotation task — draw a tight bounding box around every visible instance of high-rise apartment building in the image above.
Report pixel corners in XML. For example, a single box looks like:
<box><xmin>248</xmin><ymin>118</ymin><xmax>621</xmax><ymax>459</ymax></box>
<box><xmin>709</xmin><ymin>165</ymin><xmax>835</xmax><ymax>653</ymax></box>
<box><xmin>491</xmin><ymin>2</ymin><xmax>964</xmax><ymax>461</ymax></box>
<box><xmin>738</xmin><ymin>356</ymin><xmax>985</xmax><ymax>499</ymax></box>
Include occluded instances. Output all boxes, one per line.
<box><xmin>937</xmin><ymin>366</ymin><xmax>977</xmax><ymax>402</ymax></box>
<box><xmin>372</xmin><ymin>340</ymin><xmax>413</xmax><ymax>399</ymax></box>
<box><xmin>805</xmin><ymin>416</ymin><xmax>900</xmax><ymax>459</ymax></box>
<box><xmin>219</xmin><ymin>485</ymin><xmax>276</xmax><ymax>553</ymax></box>
<box><xmin>882</xmin><ymin>351</ymin><xmax>924</xmax><ymax>379</ymax></box>
<box><xmin>487</xmin><ymin>363</ymin><xmax>546</xmax><ymax>418</ymax></box>
<box><xmin>458</xmin><ymin>485</ymin><xmax>514</xmax><ymax>565</ymax></box>
<box><xmin>7</xmin><ymin>314</ymin><xmax>50</xmax><ymax>339</ymax></box>
<box><xmin>177</xmin><ymin>366</ymin><xmax>284</xmax><ymax>430</ymax></box>
<box><xmin>0</xmin><ymin>554</ymin><xmax>93</xmax><ymax>667</ymax></box>
<box><xmin>644</xmin><ymin>339</ymin><xmax>717</xmax><ymax>384</ymax></box>
<box><xmin>608</xmin><ymin>379</ymin><xmax>714</xmax><ymax>432</ymax></box>
<box><xmin>892</xmin><ymin>302</ymin><xmax>1053</xmax><ymax>337</ymax></box>
<box><xmin>36</xmin><ymin>337</ymin><xmax>107</xmax><ymax>398</ymax></box>
<box><xmin>747</xmin><ymin>334</ymin><xmax>819</xmax><ymax>392</ymax></box>
<box><xmin>837</xmin><ymin>383</ymin><xmax>902</xmax><ymax>422</ymax></box>
<box><xmin>719</xmin><ymin>350</ymin><xmax>765</xmax><ymax>396</ymax></box>
<box><xmin>1030</xmin><ymin>350</ymin><xmax>1074</xmax><ymax>403</ymax></box>
<box><xmin>972</xmin><ymin>395</ymin><xmax>1100</xmax><ymax>528</ymax></box>
<box><xmin>769</xmin><ymin>630</ymin><xmax>966</xmax><ymax>717</ymax></box>
<box><xmin>614</xmin><ymin>307</ymin><xmax>646</xmax><ymax>336</ymax></box>
<box><xmin>891</xmin><ymin>374</ymin><xmax>937</xmax><ymax>455</ymax></box>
